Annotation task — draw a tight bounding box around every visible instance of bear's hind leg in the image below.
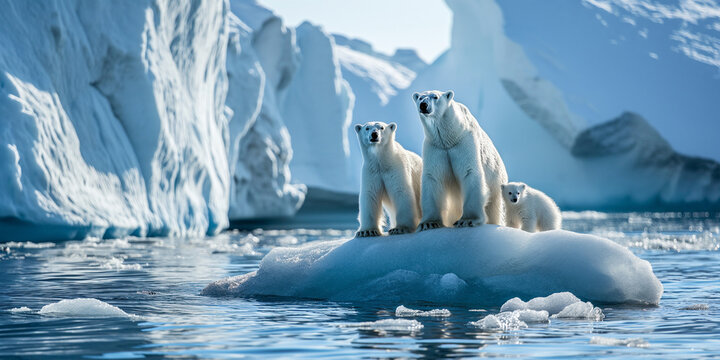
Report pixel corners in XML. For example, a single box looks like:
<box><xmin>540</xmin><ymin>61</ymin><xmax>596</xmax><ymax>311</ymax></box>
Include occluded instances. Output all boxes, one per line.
<box><xmin>485</xmin><ymin>188</ymin><xmax>504</xmax><ymax>225</ymax></box>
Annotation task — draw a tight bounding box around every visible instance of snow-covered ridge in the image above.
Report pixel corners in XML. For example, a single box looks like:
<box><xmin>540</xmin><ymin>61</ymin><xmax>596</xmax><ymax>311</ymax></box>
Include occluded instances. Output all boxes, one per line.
<box><xmin>202</xmin><ymin>226</ymin><xmax>663</xmax><ymax>305</ymax></box>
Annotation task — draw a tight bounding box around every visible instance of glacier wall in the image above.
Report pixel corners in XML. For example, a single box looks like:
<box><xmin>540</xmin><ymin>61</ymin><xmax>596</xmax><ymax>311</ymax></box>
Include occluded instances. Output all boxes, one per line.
<box><xmin>0</xmin><ymin>0</ymin><xmax>308</xmax><ymax>241</ymax></box>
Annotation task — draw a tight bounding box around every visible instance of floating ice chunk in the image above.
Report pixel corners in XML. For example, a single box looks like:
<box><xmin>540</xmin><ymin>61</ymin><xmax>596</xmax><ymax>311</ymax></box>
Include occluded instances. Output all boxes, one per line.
<box><xmin>100</xmin><ymin>257</ymin><xmax>143</xmax><ymax>271</ymax></box>
<box><xmin>9</xmin><ymin>307</ymin><xmax>32</xmax><ymax>313</ymax></box>
<box><xmin>395</xmin><ymin>305</ymin><xmax>451</xmax><ymax>317</ymax></box>
<box><xmin>204</xmin><ymin>226</ymin><xmax>663</xmax><ymax>305</ymax></box>
<box><xmin>590</xmin><ymin>337</ymin><xmax>649</xmax><ymax>348</ymax></box>
<box><xmin>514</xmin><ymin>309</ymin><xmax>550</xmax><ymax>323</ymax></box>
<box><xmin>470</xmin><ymin>312</ymin><xmax>528</xmax><ymax>331</ymax></box>
<box><xmin>501</xmin><ymin>292</ymin><xmax>581</xmax><ymax>315</ymax></box>
<box><xmin>553</xmin><ymin>301</ymin><xmax>604</xmax><ymax>321</ymax></box>
<box><xmin>681</xmin><ymin>304</ymin><xmax>709</xmax><ymax>310</ymax></box>
<box><xmin>39</xmin><ymin>298</ymin><xmax>133</xmax><ymax>318</ymax></box>
<box><xmin>344</xmin><ymin>319</ymin><xmax>424</xmax><ymax>333</ymax></box>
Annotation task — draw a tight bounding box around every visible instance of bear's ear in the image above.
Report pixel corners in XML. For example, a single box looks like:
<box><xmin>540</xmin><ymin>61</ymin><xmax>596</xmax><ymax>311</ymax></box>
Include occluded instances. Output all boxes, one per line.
<box><xmin>500</xmin><ymin>184</ymin><xmax>506</xmax><ymax>190</ymax></box>
<box><xmin>412</xmin><ymin>92</ymin><xmax>420</xmax><ymax>102</ymax></box>
<box><xmin>389</xmin><ymin>122</ymin><xmax>397</xmax><ymax>131</ymax></box>
<box><xmin>354</xmin><ymin>124</ymin><xmax>362</xmax><ymax>133</ymax></box>
<box><xmin>444</xmin><ymin>90</ymin><xmax>454</xmax><ymax>101</ymax></box>
<box><xmin>519</xmin><ymin>184</ymin><xmax>526</xmax><ymax>190</ymax></box>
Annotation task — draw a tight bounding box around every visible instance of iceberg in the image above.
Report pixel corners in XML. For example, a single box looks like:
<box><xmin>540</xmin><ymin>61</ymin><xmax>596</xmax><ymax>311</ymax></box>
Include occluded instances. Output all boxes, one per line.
<box><xmin>227</xmin><ymin>1</ymin><xmax>307</xmax><ymax>219</ymax></box>
<box><xmin>203</xmin><ymin>226</ymin><xmax>663</xmax><ymax>305</ymax></box>
<box><xmin>0</xmin><ymin>0</ymin><xmax>310</xmax><ymax>241</ymax></box>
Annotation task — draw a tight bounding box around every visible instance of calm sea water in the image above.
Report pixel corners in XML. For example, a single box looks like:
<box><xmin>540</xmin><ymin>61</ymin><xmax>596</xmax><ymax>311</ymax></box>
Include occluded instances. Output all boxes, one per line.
<box><xmin>1</xmin><ymin>211</ymin><xmax>719</xmax><ymax>359</ymax></box>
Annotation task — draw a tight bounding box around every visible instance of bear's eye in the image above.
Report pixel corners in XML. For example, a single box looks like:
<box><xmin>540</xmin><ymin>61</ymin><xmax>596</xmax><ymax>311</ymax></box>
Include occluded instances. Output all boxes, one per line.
<box><xmin>508</xmin><ymin>192</ymin><xmax>512</xmax><ymax>195</ymax></box>
<box><xmin>432</xmin><ymin>94</ymin><xmax>438</xmax><ymax>99</ymax></box>
<box><xmin>380</xmin><ymin>126</ymin><xmax>384</xmax><ymax>130</ymax></box>
<box><xmin>365</xmin><ymin>127</ymin><xmax>369</xmax><ymax>130</ymax></box>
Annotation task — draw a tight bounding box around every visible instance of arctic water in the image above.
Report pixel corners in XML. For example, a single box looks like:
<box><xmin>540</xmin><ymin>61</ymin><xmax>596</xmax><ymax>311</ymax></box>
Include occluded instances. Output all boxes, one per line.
<box><xmin>1</xmin><ymin>211</ymin><xmax>718</xmax><ymax>359</ymax></box>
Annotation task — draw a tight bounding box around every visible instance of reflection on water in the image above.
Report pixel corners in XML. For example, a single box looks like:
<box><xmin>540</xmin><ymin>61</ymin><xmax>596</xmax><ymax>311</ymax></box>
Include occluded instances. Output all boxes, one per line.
<box><xmin>1</xmin><ymin>212</ymin><xmax>719</xmax><ymax>358</ymax></box>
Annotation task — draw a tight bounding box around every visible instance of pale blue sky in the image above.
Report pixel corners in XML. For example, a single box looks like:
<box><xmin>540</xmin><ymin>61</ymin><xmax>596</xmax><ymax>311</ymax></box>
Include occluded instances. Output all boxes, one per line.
<box><xmin>259</xmin><ymin>0</ymin><xmax>452</xmax><ymax>63</ymax></box>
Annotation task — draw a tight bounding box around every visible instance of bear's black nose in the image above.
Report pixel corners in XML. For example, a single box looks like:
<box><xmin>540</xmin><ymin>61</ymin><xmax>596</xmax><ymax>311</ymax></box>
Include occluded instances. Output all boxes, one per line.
<box><xmin>420</xmin><ymin>102</ymin><xmax>428</xmax><ymax>112</ymax></box>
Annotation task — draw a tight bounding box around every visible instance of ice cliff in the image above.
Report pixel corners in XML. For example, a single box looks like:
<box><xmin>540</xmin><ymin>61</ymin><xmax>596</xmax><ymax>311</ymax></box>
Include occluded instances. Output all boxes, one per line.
<box><xmin>0</xmin><ymin>0</ymin><xmax>307</xmax><ymax>241</ymax></box>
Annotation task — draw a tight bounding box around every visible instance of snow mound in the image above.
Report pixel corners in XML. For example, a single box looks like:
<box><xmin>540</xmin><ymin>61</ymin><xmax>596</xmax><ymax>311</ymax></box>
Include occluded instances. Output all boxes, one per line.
<box><xmin>203</xmin><ymin>226</ymin><xmax>663</xmax><ymax>305</ymax></box>
<box><xmin>39</xmin><ymin>298</ymin><xmax>132</xmax><ymax>318</ymax></box>
<box><xmin>590</xmin><ymin>337</ymin><xmax>650</xmax><ymax>348</ymax></box>
<box><xmin>343</xmin><ymin>319</ymin><xmax>423</xmax><ymax>333</ymax></box>
<box><xmin>395</xmin><ymin>305</ymin><xmax>451</xmax><ymax>317</ymax></box>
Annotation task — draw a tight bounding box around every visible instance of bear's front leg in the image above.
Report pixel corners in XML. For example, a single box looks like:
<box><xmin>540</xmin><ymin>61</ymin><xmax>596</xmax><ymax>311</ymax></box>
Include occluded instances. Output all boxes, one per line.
<box><xmin>388</xmin><ymin>177</ymin><xmax>420</xmax><ymax>235</ymax></box>
<box><xmin>417</xmin><ymin>152</ymin><xmax>447</xmax><ymax>232</ymax></box>
<box><xmin>520</xmin><ymin>215</ymin><xmax>538</xmax><ymax>233</ymax></box>
<box><xmin>356</xmin><ymin>179</ymin><xmax>384</xmax><ymax>237</ymax></box>
<box><xmin>452</xmin><ymin>166</ymin><xmax>487</xmax><ymax>228</ymax></box>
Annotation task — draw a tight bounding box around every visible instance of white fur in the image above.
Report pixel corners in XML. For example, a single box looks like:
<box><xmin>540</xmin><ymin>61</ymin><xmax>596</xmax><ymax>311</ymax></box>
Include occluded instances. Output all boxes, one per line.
<box><xmin>502</xmin><ymin>182</ymin><xmax>562</xmax><ymax>232</ymax></box>
<box><xmin>355</xmin><ymin>121</ymin><xmax>422</xmax><ymax>237</ymax></box>
<box><xmin>412</xmin><ymin>90</ymin><xmax>508</xmax><ymax>230</ymax></box>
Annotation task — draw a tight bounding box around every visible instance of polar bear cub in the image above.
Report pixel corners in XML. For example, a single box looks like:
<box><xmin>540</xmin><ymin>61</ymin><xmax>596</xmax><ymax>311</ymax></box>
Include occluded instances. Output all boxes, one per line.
<box><xmin>412</xmin><ymin>90</ymin><xmax>508</xmax><ymax>230</ymax></box>
<box><xmin>354</xmin><ymin>121</ymin><xmax>422</xmax><ymax>237</ymax></box>
<box><xmin>501</xmin><ymin>182</ymin><xmax>561</xmax><ymax>232</ymax></box>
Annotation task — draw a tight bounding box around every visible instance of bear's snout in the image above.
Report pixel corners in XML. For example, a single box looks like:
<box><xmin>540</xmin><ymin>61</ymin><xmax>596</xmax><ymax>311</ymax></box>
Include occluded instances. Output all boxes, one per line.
<box><xmin>370</xmin><ymin>131</ymin><xmax>380</xmax><ymax>142</ymax></box>
<box><xmin>419</xmin><ymin>102</ymin><xmax>430</xmax><ymax>114</ymax></box>
<box><xmin>511</xmin><ymin>198</ymin><xmax>518</xmax><ymax>203</ymax></box>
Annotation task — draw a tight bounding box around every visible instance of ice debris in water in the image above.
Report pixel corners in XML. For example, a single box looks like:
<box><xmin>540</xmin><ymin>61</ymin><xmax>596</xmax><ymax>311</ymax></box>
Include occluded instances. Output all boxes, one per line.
<box><xmin>39</xmin><ymin>298</ymin><xmax>134</xmax><ymax>318</ymax></box>
<box><xmin>590</xmin><ymin>337</ymin><xmax>649</xmax><ymax>348</ymax></box>
<box><xmin>395</xmin><ymin>305</ymin><xmax>451</xmax><ymax>317</ymax></box>
<box><xmin>682</xmin><ymin>303</ymin><xmax>710</xmax><ymax>310</ymax></box>
<box><xmin>501</xmin><ymin>292</ymin><xmax>581</xmax><ymax>315</ymax></box>
<box><xmin>100</xmin><ymin>257</ymin><xmax>143</xmax><ymax>271</ymax></box>
<box><xmin>472</xmin><ymin>292</ymin><xmax>604</xmax><ymax>330</ymax></box>
<box><xmin>9</xmin><ymin>307</ymin><xmax>33</xmax><ymax>313</ymax></box>
<box><xmin>553</xmin><ymin>301</ymin><xmax>605</xmax><ymax>321</ymax></box>
<box><xmin>344</xmin><ymin>319</ymin><xmax>424</xmax><ymax>333</ymax></box>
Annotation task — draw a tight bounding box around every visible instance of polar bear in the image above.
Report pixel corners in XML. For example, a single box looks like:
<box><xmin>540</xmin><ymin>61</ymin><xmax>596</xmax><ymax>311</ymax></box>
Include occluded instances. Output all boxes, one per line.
<box><xmin>501</xmin><ymin>182</ymin><xmax>562</xmax><ymax>232</ymax></box>
<box><xmin>354</xmin><ymin>121</ymin><xmax>423</xmax><ymax>237</ymax></box>
<box><xmin>412</xmin><ymin>90</ymin><xmax>508</xmax><ymax>230</ymax></box>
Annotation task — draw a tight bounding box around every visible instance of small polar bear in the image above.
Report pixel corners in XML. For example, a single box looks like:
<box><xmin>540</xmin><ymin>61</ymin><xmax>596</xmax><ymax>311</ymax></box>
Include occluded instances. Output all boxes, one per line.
<box><xmin>354</xmin><ymin>121</ymin><xmax>422</xmax><ymax>237</ymax></box>
<box><xmin>501</xmin><ymin>182</ymin><xmax>562</xmax><ymax>232</ymax></box>
<box><xmin>412</xmin><ymin>90</ymin><xmax>508</xmax><ymax>230</ymax></box>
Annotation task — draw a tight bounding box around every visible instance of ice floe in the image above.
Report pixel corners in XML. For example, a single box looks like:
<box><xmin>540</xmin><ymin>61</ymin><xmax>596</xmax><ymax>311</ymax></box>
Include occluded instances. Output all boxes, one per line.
<box><xmin>203</xmin><ymin>226</ymin><xmax>663</xmax><ymax>305</ymax></box>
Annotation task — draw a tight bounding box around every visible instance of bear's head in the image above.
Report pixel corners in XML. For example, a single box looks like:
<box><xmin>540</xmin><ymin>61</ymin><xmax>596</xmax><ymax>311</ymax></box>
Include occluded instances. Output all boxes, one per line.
<box><xmin>412</xmin><ymin>90</ymin><xmax>454</xmax><ymax>117</ymax></box>
<box><xmin>354</xmin><ymin>121</ymin><xmax>397</xmax><ymax>149</ymax></box>
<box><xmin>501</xmin><ymin>182</ymin><xmax>527</xmax><ymax>204</ymax></box>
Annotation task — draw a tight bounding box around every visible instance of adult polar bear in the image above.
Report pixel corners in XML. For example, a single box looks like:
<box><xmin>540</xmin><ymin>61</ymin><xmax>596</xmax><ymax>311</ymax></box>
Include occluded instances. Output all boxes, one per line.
<box><xmin>413</xmin><ymin>90</ymin><xmax>508</xmax><ymax>230</ymax></box>
<box><xmin>354</xmin><ymin>121</ymin><xmax>423</xmax><ymax>237</ymax></box>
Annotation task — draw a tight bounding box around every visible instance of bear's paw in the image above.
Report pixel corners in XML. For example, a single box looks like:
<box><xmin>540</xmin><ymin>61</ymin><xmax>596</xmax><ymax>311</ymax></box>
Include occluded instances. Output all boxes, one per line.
<box><xmin>356</xmin><ymin>229</ymin><xmax>382</xmax><ymax>237</ymax></box>
<box><xmin>389</xmin><ymin>226</ymin><xmax>414</xmax><ymax>235</ymax></box>
<box><xmin>417</xmin><ymin>221</ymin><xmax>443</xmax><ymax>232</ymax></box>
<box><xmin>454</xmin><ymin>218</ymin><xmax>485</xmax><ymax>228</ymax></box>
